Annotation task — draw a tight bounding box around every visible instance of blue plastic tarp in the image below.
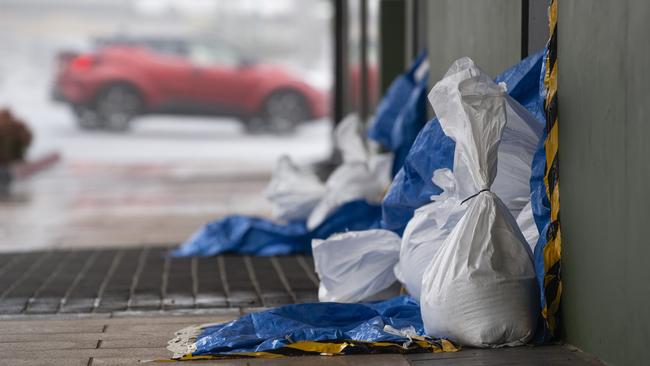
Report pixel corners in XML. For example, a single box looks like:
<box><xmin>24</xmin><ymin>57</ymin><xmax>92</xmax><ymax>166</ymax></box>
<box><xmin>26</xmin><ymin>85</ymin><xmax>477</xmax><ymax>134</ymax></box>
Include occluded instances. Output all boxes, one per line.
<box><xmin>368</xmin><ymin>52</ymin><xmax>429</xmax><ymax>176</ymax></box>
<box><xmin>171</xmin><ymin>296</ymin><xmax>454</xmax><ymax>358</ymax></box>
<box><xmin>531</xmin><ymin>49</ymin><xmax>554</xmax><ymax>343</ymax></box>
<box><xmin>172</xmin><ymin>199</ymin><xmax>382</xmax><ymax>256</ymax></box>
<box><xmin>381</xmin><ymin>49</ymin><xmax>546</xmax><ymax>233</ymax></box>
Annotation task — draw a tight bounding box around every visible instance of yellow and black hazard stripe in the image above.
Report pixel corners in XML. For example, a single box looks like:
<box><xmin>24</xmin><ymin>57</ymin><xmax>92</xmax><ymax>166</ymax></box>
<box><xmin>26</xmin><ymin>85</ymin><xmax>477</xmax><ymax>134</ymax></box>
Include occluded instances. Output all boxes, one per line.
<box><xmin>541</xmin><ymin>0</ymin><xmax>562</xmax><ymax>337</ymax></box>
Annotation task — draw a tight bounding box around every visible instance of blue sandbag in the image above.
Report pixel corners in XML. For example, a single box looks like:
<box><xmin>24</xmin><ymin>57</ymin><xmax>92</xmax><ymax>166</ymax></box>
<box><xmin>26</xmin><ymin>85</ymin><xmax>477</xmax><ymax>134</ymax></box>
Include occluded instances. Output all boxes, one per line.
<box><xmin>172</xmin><ymin>200</ymin><xmax>382</xmax><ymax>256</ymax></box>
<box><xmin>381</xmin><ymin>50</ymin><xmax>546</xmax><ymax>233</ymax></box>
<box><xmin>388</xmin><ymin>78</ymin><xmax>429</xmax><ymax>177</ymax></box>
<box><xmin>170</xmin><ymin>296</ymin><xmax>455</xmax><ymax>359</ymax></box>
<box><xmin>368</xmin><ymin>52</ymin><xmax>427</xmax><ymax>149</ymax></box>
<box><xmin>368</xmin><ymin>52</ymin><xmax>428</xmax><ymax>176</ymax></box>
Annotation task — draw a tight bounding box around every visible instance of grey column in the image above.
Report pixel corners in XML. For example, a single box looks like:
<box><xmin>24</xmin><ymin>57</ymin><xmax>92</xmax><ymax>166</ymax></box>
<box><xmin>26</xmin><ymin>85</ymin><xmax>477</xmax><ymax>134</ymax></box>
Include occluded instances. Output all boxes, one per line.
<box><xmin>559</xmin><ymin>1</ymin><xmax>650</xmax><ymax>365</ymax></box>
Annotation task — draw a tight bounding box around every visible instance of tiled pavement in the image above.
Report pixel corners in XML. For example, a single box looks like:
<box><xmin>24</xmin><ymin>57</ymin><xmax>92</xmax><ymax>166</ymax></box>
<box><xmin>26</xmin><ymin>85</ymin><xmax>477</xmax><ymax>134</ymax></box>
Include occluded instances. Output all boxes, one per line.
<box><xmin>0</xmin><ymin>247</ymin><xmax>319</xmax><ymax>315</ymax></box>
<box><xmin>0</xmin><ymin>313</ymin><xmax>604</xmax><ymax>365</ymax></box>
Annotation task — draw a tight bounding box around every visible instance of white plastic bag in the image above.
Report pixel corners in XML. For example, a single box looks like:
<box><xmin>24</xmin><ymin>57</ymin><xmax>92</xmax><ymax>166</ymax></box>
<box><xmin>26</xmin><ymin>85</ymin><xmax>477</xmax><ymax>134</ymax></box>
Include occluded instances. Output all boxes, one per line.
<box><xmin>312</xmin><ymin>229</ymin><xmax>401</xmax><ymax>303</ymax></box>
<box><xmin>516</xmin><ymin>201</ymin><xmax>539</xmax><ymax>252</ymax></box>
<box><xmin>397</xmin><ymin>59</ymin><xmax>542</xmax><ymax>301</ymax></box>
<box><xmin>264</xmin><ymin>155</ymin><xmax>326</xmax><ymax>222</ymax></box>
<box><xmin>395</xmin><ymin>169</ymin><xmax>465</xmax><ymax>300</ymax></box>
<box><xmin>420</xmin><ymin>58</ymin><xmax>537</xmax><ymax>347</ymax></box>
<box><xmin>307</xmin><ymin>115</ymin><xmax>392</xmax><ymax>230</ymax></box>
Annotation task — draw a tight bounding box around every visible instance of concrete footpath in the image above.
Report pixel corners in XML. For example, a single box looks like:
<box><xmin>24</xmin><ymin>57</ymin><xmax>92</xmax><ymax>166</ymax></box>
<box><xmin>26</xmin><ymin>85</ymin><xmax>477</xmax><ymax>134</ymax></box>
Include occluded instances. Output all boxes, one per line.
<box><xmin>0</xmin><ymin>312</ymin><xmax>604</xmax><ymax>366</ymax></box>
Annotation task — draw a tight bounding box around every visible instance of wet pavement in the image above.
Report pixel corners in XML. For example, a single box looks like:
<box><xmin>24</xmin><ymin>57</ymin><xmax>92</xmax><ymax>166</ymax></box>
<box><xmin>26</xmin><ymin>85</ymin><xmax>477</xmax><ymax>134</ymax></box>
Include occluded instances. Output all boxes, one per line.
<box><xmin>0</xmin><ymin>160</ymin><xmax>273</xmax><ymax>252</ymax></box>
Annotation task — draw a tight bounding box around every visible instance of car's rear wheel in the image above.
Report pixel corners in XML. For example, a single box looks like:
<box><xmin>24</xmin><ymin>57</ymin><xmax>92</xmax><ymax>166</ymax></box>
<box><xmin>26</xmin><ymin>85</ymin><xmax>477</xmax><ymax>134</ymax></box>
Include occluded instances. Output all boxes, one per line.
<box><xmin>260</xmin><ymin>90</ymin><xmax>309</xmax><ymax>134</ymax></box>
<box><xmin>95</xmin><ymin>84</ymin><xmax>143</xmax><ymax>132</ymax></box>
<box><xmin>72</xmin><ymin>105</ymin><xmax>102</xmax><ymax>130</ymax></box>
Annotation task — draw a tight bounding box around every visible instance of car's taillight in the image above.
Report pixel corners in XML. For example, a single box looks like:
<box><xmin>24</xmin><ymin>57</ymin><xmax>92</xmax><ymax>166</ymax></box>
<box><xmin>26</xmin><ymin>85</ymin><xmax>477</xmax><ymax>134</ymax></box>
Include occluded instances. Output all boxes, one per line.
<box><xmin>70</xmin><ymin>54</ymin><xmax>97</xmax><ymax>71</ymax></box>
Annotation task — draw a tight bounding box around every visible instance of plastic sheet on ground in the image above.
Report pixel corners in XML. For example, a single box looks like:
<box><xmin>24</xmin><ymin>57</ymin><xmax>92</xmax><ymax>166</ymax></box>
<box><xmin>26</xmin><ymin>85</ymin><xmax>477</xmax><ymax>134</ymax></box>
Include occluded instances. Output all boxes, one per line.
<box><xmin>172</xmin><ymin>199</ymin><xmax>381</xmax><ymax>256</ymax></box>
<box><xmin>381</xmin><ymin>49</ymin><xmax>546</xmax><ymax>233</ymax></box>
<box><xmin>167</xmin><ymin>296</ymin><xmax>458</xmax><ymax>360</ymax></box>
<box><xmin>367</xmin><ymin>52</ymin><xmax>429</xmax><ymax>176</ymax></box>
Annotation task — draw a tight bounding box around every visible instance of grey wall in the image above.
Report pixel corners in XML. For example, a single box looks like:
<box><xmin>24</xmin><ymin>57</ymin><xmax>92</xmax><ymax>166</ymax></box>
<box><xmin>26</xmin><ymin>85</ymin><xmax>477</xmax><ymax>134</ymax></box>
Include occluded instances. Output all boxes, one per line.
<box><xmin>528</xmin><ymin>0</ymin><xmax>549</xmax><ymax>55</ymax></box>
<box><xmin>426</xmin><ymin>0</ymin><xmax>521</xmax><ymax>85</ymax></box>
<box><xmin>559</xmin><ymin>1</ymin><xmax>650</xmax><ymax>365</ymax></box>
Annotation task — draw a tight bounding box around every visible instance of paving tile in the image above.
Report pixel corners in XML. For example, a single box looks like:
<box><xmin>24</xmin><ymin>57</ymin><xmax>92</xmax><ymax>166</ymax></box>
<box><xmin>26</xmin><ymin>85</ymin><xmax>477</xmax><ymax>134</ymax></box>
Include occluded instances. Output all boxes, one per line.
<box><xmin>102</xmin><ymin>322</ymin><xmax>201</xmax><ymax>335</ymax></box>
<box><xmin>407</xmin><ymin>346</ymin><xmax>605</xmax><ymax>366</ymax></box>
<box><xmin>97</xmin><ymin>337</ymin><xmax>171</xmax><ymax>349</ymax></box>
<box><xmin>89</xmin><ymin>358</ymin><xmax>158</xmax><ymax>365</ymax></box>
<box><xmin>0</xmin><ymin>313</ymin><xmax>111</xmax><ymax>321</ymax></box>
<box><xmin>2</xmin><ymin>347</ymin><xmax>171</xmax><ymax>361</ymax></box>
<box><xmin>0</xmin><ymin>322</ymin><xmax>103</xmax><ymax>335</ymax></box>
<box><xmin>0</xmin><ymin>358</ymin><xmax>88</xmax><ymax>366</ymax></box>
<box><xmin>107</xmin><ymin>313</ymin><xmax>237</xmax><ymax>325</ymax></box>
<box><xmin>240</xmin><ymin>306</ymin><xmax>271</xmax><ymax>315</ymax></box>
<box><xmin>0</xmin><ymin>339</ymin><xmax>97</xmax><ymax>352</ymax></box>
<box><xmin>110</xmin><ymin>307</ymin><xmax>240</xmax><ymax>318</ymax></box>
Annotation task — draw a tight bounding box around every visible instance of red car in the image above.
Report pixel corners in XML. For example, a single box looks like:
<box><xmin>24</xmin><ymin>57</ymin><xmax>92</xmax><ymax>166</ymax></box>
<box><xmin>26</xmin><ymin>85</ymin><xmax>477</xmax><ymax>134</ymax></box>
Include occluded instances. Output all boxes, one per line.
<box><xmin>54</xmin><ymin>37</ymin><xmax>328</xmax><ymax>132</ymax></box>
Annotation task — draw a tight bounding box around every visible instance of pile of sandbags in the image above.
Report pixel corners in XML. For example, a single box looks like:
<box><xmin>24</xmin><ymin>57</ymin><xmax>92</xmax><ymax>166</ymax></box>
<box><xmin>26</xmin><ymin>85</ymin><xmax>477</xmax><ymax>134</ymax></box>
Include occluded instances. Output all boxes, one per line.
<box><xmin>306</xmin><ymin>115</ymin><xmax>392</xmax><ymax>230</ymax></box>
<box><xmin>265</xmin><ymin>114</ymin><xmax>392</xmax><ymax>228</ymax></box>
<box><xmin>169</xmin><ymin>54</ymin><xmax>547</xmax><ymax>358</ymax></box>
<box><xmin>174</xmin><ymin>114</ymin><xmax>392</xmax><ymax>257</ymax></box>
<box><xmin>312</xmin><ymin>58</ymin><xmax>540</xmax><ymax>348</ymax></box>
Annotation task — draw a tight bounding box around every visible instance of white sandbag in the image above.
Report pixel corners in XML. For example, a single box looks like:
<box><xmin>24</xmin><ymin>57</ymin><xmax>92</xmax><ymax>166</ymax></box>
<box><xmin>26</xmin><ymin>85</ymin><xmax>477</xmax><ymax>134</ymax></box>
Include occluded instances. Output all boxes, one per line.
<box><xmin>420</xmin><ymin>58</ymin><xmax>537</xmax><ymax>347</ymax></box>
<box><xmin>492</xmin><ymin>99</ymin><xmax>543</xmax><ymax>217</ymax></box>
<box><xmin>264</xmin><ymin>155</ymin><xmax>326</xmax><ymax>222</ymax></box>
<box><xmin>516</xmin><ymin>201</ymin><xmax>539</xmax><ymax>252</ymax></box>
<box><xmin>307</xmin><ymin>115</ymin><xmax>392</xmax><ymax>230</ymax></box>
<box><xmin>397</xmin><ymin>59</ymin><xmax>542</xmax><ymax>301</ymax></box>
<box><xmin>395</xmin><ymin>168</ymin><xmax>465</xmax><ymax>300</ymax></box>
<box><xmin>312</xmin><ymin>229</ymin><xmax>401</xmax><ymax>303</ymax></box>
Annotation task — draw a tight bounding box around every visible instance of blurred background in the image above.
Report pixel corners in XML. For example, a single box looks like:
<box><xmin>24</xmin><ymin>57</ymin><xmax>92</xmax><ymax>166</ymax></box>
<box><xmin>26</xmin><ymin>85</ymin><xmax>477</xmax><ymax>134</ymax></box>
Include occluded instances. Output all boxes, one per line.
<box><xmin>1</xmin><ymin>0</ymin><xmax>336</xmax><ymax>162</ymax></box>
<box><xmin>0</xmin><ymin>0</ymin><xmax>383</xmax><ymax>252</ymax></box>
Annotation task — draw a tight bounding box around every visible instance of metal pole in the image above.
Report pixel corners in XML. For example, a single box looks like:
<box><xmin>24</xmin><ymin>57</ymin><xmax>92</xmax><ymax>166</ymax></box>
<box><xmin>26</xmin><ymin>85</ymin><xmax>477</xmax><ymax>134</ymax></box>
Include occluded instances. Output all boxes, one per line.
<box><xmin>521</xmin><ymin>0</ymin><xmax>530</xmax><ymax>59</ymax></box>
<box><xmin>359</xmin><ymin>0</ymin><xmax>369</xmax><ymax>124</ymax></box>
<box><xmin>333</xmin><ymin>0</ymin><xmax>348</xmax><ymax>126</ymax></box>
<box><xmin>379</xmin><ymin>0</ymin><xmax>406</xmax><ymax>94</ymax></box>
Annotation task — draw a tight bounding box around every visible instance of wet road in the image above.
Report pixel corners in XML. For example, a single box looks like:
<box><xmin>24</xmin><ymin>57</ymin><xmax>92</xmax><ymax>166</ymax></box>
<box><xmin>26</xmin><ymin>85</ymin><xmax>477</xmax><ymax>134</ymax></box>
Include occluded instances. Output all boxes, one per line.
<box><xmin>0</xmin><ymin>113</ymin><xmax>332</xmax><ymax>252</ymax></box>
<box><xmin>0</xmin><ymin>160</ymin><xmax>275</xmax><ymax>252</ymax></box>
